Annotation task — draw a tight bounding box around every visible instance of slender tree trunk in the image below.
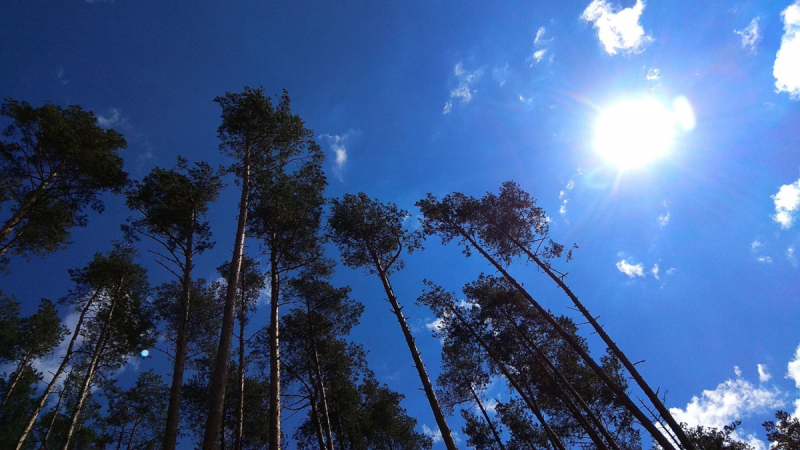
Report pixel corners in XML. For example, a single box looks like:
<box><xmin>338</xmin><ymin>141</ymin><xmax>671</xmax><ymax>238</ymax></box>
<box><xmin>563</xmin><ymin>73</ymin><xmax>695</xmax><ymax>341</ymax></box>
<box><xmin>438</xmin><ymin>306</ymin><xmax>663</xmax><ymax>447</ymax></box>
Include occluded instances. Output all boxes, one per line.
<box><xmin>39</xmin><ymin>379</ymin><xmax>69</xmax><ymax>450</ymax></box>
<box><xmin>234</xmin><ymin>296</ymin><xmax>246</xmax><ymax>450</ymax></box>
<box><xmin>467</xmin><ymin>383</ymin><xmax>507</xmax><ymax>450</ymax></box>
<box><xmin>369</xmin><ymin>252</ymin><xmax>458</xmax><ymax>450</ymax></box>
<box><xmin>116</xmin><ymin>418</ymin><xmax>128</xmax><ymax>450</ymax></box>
<box><xmin>125</xmin><ymin>415</ymin><xmax>141</xmax><ymax>450</ymax></box>
<box><xmin>268</xmin><ymin>244</ymin><xmax>281</xmax><ymax>450</ymax></box>
<box><xmin>0</xmin><ymin>163</ymin><xmax>63</xmax><ymax>254</ymax></box>
<box><xmin>514</xmin><ymin>239</ymin><xmax>692</xmax><ymax>450</ymax></box>
<box><xmin>311</xmin><ymin>390</ymin><xmax>327</xmax><ymax>450</ymax></box>
<box><xmin>336</xmin><ymin>411</ymin><xmax>347</xmax><ymax>450</ymax></box>
<box><xmin>498</xmin><ymin>305</ymin><xmax>619</xmax><ymax>450</ymax></box>
<box><xmin>455</xmin><ymin>227</ymin><xmax>676</xmax><ymax>450</ymax></box>
<box><xmin>16</xmin><ymin>291</ymin><xmax>98</xmax><ymax>450</ymax></box>
<box><xmin>443</xmin><ymin>300</ymin><xmax>563</xmax><ymax>450</ymax></box>
<box><xmin>61</xmin><ymin>297</ymin><xmax>117</xmax><ymax>450</ymax></box>
<box><xmin>0</xmin><ymin>353</ymin><xmax>32</xmax><ymax>408</ymax></box>
<box><xmin>163</xmin><ymin>230</ymin><xmax>194</xmax><ymax>450</ymax></box>
<box><xmin>203</xmin><ymin>153</ymin><xmax>250</xmax><ymax>450</ymax></box>
<box><xmin>307</xmin><ymin>303</ymin><xmax>334</xmax><ymax>450</ymax></box>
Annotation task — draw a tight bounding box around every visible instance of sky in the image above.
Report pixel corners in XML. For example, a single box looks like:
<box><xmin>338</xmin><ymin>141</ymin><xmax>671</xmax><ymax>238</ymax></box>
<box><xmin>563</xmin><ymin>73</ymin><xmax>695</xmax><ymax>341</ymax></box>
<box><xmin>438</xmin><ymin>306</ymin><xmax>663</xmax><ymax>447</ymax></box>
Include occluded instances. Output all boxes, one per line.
<box><xmin>2</xmin><ymin>0</ymin><xmax>800</xmax><ymax>448</ymax></box>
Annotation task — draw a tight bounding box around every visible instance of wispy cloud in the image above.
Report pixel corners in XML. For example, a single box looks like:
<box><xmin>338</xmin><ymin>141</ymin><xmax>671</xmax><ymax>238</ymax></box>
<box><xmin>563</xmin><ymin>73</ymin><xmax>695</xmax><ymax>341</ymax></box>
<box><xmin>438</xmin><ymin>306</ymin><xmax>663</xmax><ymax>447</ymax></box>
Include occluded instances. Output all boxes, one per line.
<box><xmin>646</xmin><ymin>68</ymin><xmax>660</xmax><ymax>80</ymax></box>
<box><xmin>95</xmin><ymin>107</ymin><xmax>124</xmax><ymax>128</ymax></box>
<box><xmin>529</xmin><ymin>26</ymin><xmax>552</xmax><ymax>65</ymax></box>
<box><xmin>320</xmin><ymin>129</ymin><xmax>360</xmax><ymax>179</ymax></box>
<box><xmin>532</xmin><ymin>49</ymin><xmax>547</xmax><ymax>63</ymax></box>
<box><xmin>788</xmin><ymin>246</ymin><xmax>798</xmax><ymax>267</ymax></box>
<box><xmin>751</xmin><ymin>239</ymin><xmax>763</xmax><ymax>251</ymax></box>
<box><xmin>775</xmin><ymin>1</ymin><xmax>800</xmax><ymax>99</ymax></box>
<box><xmin>492</xmin><ymin>63</ymin><xmax>510</xmax><ymax>87</ymax></box>
<box><xmin>422</xmin><ymin>424</ymin><xmax>443</xmax><ymax>443</ymax></box>
<box><xmin>443</xmin><ymin>62</ymin><xmax>484</xmax><ymax>114</ymax></box>
<box><xmin>771</xmin><ymin>177</ymin><xmax>800</xmax><ymax>229</ymax></box>
<box><xmin>735</xmin><ymin>17</ymin><xmax>761</xmax><ymax>52</ymax></box>
<box><xmin>651</xmin><ymin>263</ymin><xmax>660</xmax><ymax>279</ymax></box>
<box><xmin>658</xmin><ymin>211</ymin><xmax>670</xmax><ymax>227</ymax></box>
<box><xmin>616</xmin><ymin>259</ymin><xmax>644</xmax><ymax>277</ymax></box>
<box><xmin>581</xmin><ymin>0</ymin><xmax>653</xmax><ymax>55</ymax></box>
<box><xmin>758</xmin><ymin>256</ymin><xmax>773</xmax><ymax>263</ymax></box>
<box><xmin>758</xmin><ymin>364</ymin><xmax>772</xmax><ymax>383</ymax></box>
<box><xmin>787</xmin><ymin>344</ymin><xmax>800</xmax><ymax>387</ymax></box>
<box><xmin>558</xmin><ymin>179</ymin><xmax>575</xmax><ymax>216</ymax></box>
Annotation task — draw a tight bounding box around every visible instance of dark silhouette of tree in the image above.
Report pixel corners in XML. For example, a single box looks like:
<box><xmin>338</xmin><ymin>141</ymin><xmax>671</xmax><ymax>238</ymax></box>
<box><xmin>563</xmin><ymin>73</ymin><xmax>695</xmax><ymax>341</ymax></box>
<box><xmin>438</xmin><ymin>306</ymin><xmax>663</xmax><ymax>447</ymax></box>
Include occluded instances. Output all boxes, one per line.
<box><xmin>328</xmin><ymin>193</ymin><xmax>457</xmax><ymax>450</ymax></box>
<box><xmin>124</xmin><ymin>156</ymin><xmax>221</xmax><ymax>450</ymax></box>
<box><xmin>215</xmin><ymin>256</ymin><xmax>267</xmax><ymax>450</ymax></box>
<box><xmin>55</xmin><ymin>246</ymin><xmax>156</xmax><ymax>450</ymax></box>
<box><xmin>0</xmin><ymin>364</ymin><xmax>40</xmax><ymax>450</ymax></box>
<box><xmin>764</xmin><ymin>411</ymin><xmax>800</xmax><ymax>449</ymax></box>
<box><xmin>417</xmin><ymin>188</ymin><xmax>677</xmax><ymax>449</ymax></box>
<box><xmin>104</xmin><ymin>370</ymin><xmax>169</xmax><ymax>450</ymax></box>
<box><xmin>204</xmin><ymin>88</ymin><xmax>319</xmax><ymax>450</ymax></box>
<box><xmin>0</xmin><ymin>100</ymin><xmax>128</xmax><ymax>269</ymax></box>
<box><xmin>0</xmin><ymin>298</ymin><xmax>66</xmax><ymax>409</ymax></box>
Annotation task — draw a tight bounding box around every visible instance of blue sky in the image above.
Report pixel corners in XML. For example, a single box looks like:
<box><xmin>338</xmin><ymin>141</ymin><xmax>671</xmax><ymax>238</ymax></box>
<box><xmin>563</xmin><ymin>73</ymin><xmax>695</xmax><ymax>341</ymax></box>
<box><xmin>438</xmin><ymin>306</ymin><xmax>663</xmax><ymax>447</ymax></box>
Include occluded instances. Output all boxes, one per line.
<box><xmin>2</xmin><ymin>0</ymin><xmax>800</xmax><ymax>448</ymax></box>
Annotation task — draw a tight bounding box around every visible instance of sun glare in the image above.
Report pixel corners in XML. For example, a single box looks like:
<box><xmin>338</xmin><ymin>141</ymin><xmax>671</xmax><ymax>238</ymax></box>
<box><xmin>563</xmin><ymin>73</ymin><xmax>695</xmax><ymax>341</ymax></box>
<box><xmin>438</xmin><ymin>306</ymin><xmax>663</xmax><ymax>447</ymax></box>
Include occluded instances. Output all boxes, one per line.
<box><xmin>594</xmin><ymin>97</ymin><xmax>694</xmax><ymax>170</ymax></box>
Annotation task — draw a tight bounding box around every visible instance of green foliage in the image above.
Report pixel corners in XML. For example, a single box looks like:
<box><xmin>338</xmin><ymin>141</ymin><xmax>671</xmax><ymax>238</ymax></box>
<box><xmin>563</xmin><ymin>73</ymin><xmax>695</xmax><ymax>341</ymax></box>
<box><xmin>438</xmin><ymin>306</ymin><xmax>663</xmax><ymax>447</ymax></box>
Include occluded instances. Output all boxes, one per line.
<box><xmin>328</xmin><ymin>193</ymin><xmax>421</xmax><ymax>275</ymax></box>
<box><xmin>124</xmin><ymin>156</ymin><xmax>222</xmax><ymax>256</ymax></box>
<box><xmin>654</xmin><ymin>422</ymin><xmax>754</xmax><ymax>450</ymax></box>
<box><xmin>764</xmin><ymin>411</ymin><xmax>800</xmax><ymax>449</ymax></box>
<box><xmin>0</xmin><ymin>365</ymin><xmax>40</xmax><ymax>450</ymax></box>
<box><xmin>0</xmin><ymin>99</ymin><xmax>128</xmax><ymax>268</ymax></box>
<box><xmin>153</xmin><ymin>279</ymin><xmax>222</xmax><ymax>362</ymax></box>
<box><xmin>104</xmin><ymin>370</ymin><xmax>169</xmax><ymax>449</ymax></box>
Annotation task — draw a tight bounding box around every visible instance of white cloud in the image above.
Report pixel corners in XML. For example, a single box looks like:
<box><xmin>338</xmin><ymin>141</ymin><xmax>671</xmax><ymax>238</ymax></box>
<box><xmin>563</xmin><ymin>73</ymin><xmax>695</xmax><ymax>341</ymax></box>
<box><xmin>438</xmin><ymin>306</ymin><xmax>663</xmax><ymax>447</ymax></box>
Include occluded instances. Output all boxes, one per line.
<box><xmin>532</xmin><ymin>49</ymin><xmax>547</xmax><ymax>63</ymax></box>
<box><xmin>422</xmin><ymin>425</ymin><xmax>443</xmax><ymax>443</ymax></box>
<box><xmin>534</xmin><ymin>27</ymin><xmax>547</xmax><ymax>45</ymax></box>
<box><xmin>616</xmin><ymin>259</ymin><xmax>644</xmax><ymax>278</ymax></box>
<box><xmin>735</xmin><ymin>366</ymin><xmax>742</xmax><ymax>378</ymax></box>
<box><xmin>566</xmin><ymin>180</ymin><xmax>575</xmax><ymax>190</ymax></box>
<box><xmin>95</xmin><ymin>108</ymin><xmax>122</xmax><ymax>128</ymax></box>
<box><xmin>658</xmin><ymin>212</ymin><xmax>670</xmax><ymax>227</ymax></box>
<box><xmin>758</xmin><ymin>256</ymin><xmax>773</xmax><ymax>263</ymax></box>
<box><xmin>789</xmin><ymin>246</ymin><xmax>798</xmax><ymax>267</ymax></box>
<box><xmin>492</xmin><ymin>63</ymin><xmax>510</xmax><ymax>87</ymax></box>
<box><xmin>775</xmin><ymin>1</ymin><xmax>800</xmax><ymax>99</ymax></box>
<box><xmin>443</xmin><ymin>101</ymin><xmax>453</xmax><ymax>115</ymax></box>
<box><xmin>666</xmin><ymin>267</ymin><xmax>676</xmax><ymax>275</ymax></box>
<box><xmin>669</xmin><ymin>376</ymin><xmax>784</xmax><ymax>432</ymax></box>
<box><xmin>320</xmin><ymin>130</ymin><xmax>360</xmax><ymax>178</ymax></box>
<box><xmin>758</xmin><ymin>364</ymin><xmax>772</xmax><ymax>383</ymax></box>
<box><xmin>425</xmin><ymin>317</ymin><xmax>445</xmax><ymax>334</ymax></box>
<box><xmin>772</xmin><ymin>178</ymin><xmax>800</xmax><ymax>228</ymax></box>
<box><xmin>751</xmin><ymin>239</ymin><xmax>762</xmax><ymax>251</ymax></box>
<box><xmin>559</xmin><ymin>199</ymin><xmax>568</xmax><ymax>215</ymax></box>
<box><xmin>581</xmin><ymin>0</ymin><xmax>653</xmax><ymax>55</ymax></box>
<box><xmin>646</xmin><ymin>68</ymin><xmax>660</xmax><ymax>80</ymax></box>
<box><xmin>447</xmin><ymin>62</ymin><xmax>484</xmax><ymax>107</ymax></box>
<box><xmin>735</xmin><ymin>17</ymin><xmax>761</xmax><ymax>52</ymax></box>
<box><xmin>651</xmin><ymin>263</ymin><xmax>660</xmax><ymax>279</ymax></box>
<box><xmin>787</xmin><ymin>344</ymin><xmax>800</xmax><ymax>388</ymax></box>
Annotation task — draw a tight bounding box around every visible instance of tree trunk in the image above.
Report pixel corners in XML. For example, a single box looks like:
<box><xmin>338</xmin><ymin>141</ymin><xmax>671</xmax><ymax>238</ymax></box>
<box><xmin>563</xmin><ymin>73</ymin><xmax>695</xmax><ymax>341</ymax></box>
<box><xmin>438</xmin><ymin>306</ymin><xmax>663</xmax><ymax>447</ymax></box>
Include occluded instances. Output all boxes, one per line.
<box><xmin>498</xmin><ymin>305</ymin><xmax>619</xmax><ymax>450</ymax></box>
<box><xmin>307</xmin><ymin>303</ymin><xmax>334</xmax><ymax>450</ymax></box>
<box><xmin>0</xmin><ymin>162</ymin><xmax>63</xmax><ymax>255</ymax></box>
<box><xmin>268</xmin><ymin>244</ymin><xmax>281</xmax><ymax>450</ymax></box>
<box><xmin>369</xmin><ymin>252</ymin><xmax>458</xmax><ymax>450</ymax></box>
<box><xmin>311</xmin><ymin>390</ymin><xmax>327</xmax><ymax>450</ymax></box>
<box><xmin>455</xmin><ymin>227</ymin><xmax>676</xmax><ymax>450</ymax></box>
<box><xmin>203</xmin><ymin>153</ymin><xmax>250</xmax><ymax>450</ymax></box>
<box><xmin>514</xmin><ymin>238</ymin><xmax>692</xmax><ymax>450</ymax></box>
<box><xmin>38</xmin><ymin>378</ymin><xmax>69</xmax><ymax>450</ymax></box>
<box><xmin>16</xmin><ymin>290</ymin><xmax>98</xmax><ymax>450</ymax></box>
<box><xmin>116</xmin><ymin>417</ymin><xmax>128</xmax><ymax>450</ymax></box>
<box><xmin>60</xmin><ymin>295</ymin><xmax>117</xmax><ymax>450</ymax></box>
<box><xmin>234</xmin><ymin>292</ymin><xmax>246</xmax><ymax>450</ymax></box>
<box><xmin>467</xmin><ymin>383</ymin><xmax>507</xmax><ymax>450</ymax></box>
<box><xmin>163</xmin><ymin>229</ymin><xmax>194</xmax><ymax>450</ymax></box>
<box><xmin>125</xmin><ymin>415</ymin><xmax>141</xmax><ymax>450</ymax></box>
<box><xmin>0</xmin><ymin>353</ymin><xmax>33</xmax><ymax>408</ymax></box>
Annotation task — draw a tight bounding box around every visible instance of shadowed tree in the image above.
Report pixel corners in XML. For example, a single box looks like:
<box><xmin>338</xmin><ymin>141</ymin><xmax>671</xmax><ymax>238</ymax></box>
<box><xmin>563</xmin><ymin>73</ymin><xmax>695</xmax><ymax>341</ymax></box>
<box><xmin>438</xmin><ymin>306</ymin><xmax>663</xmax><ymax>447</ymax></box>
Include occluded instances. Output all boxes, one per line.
<box><xmin>764</xmin><ymin>411</ymin><xmax>800</xmax><ymax>449</ymax></box>
<box><xmin>215</xmin><ymin>257</ymin><xmax>266</xmax><ymax>450</ymax></box>
<box><xmin>655</xmin><ymin>422</ymin><xmax>754</xmax><ymax>450</ymax></box>
<box><xmin>0</xmin><ymin>298</ymin><xmax>66</xmax><ymax>409</ymax></box>
<box><xmin>55</xmin><ymin>246</ymin><xmax>156</xmax><ymax>450</ymax></box>
<box><xmin>417</xmin><ymin>189</ymin><xmax>676</xmax><ymax>450</ymax></box>
<box><xmin>124</xmin><ymin>156</ymin><xmax>221</xmax><ymax>450</ymax></box>
<box><xmin>0</xmin><ymin>293</ymin><xmax>22</xmax><ymax>362</ymax></box>
<box><xmin>0</xmin><ymin>99</ymin><xmax>128</xmax><ymax>269</ymax></box>
<box><xmin>328</xmin><ymin>193</ymin><xmax>458</xmax><ymax>450</ymax></box>
<box><xmin>104</xmin><ymin>370</ymin><xmax>169</xmax><ymax>450</ymax></box>
<box><xmin>0</xmin><ymin>364</ymin><xmax>40</xmax><ymax>450</ymax></box>
<box><xmin>204</xmin><ymin>87</ymin><xmax>320</xmax><ymax>450</ymax></box>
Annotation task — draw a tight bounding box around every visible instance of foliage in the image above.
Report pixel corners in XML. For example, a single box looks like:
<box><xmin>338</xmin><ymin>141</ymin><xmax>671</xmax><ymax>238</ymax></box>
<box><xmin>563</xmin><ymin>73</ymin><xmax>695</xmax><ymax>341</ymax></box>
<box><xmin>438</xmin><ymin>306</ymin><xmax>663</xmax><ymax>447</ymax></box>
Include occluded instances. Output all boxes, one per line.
<box><xmin>104</xmin><ymin>370</ymin><xmax>169</xmax><ymax>449</ymax></box>
<box><xmin>764</xmin><ymin>411</ymin><xmax>800</xmax><ymax>449</ymax></box>
<box><xmin>0</xmin><ymin>99</ymin><xmax>128</xmax><ymax>268</ymax></box>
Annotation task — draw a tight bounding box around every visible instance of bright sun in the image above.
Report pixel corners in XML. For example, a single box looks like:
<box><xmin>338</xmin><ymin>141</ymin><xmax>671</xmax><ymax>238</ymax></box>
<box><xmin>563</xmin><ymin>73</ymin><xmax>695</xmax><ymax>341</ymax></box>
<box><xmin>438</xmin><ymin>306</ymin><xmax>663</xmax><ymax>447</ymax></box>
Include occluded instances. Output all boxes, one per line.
<box><xmin>594</xmin><ymin>97</ymin><xmax>695</xmax><ymax>170</ymax></box>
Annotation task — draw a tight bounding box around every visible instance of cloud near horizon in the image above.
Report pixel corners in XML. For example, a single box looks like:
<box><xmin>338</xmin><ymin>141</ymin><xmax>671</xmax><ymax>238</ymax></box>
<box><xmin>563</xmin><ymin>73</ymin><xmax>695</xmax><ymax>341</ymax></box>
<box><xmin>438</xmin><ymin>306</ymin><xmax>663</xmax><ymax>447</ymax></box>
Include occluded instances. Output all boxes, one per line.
<box><xmin>771</xmin><ymin>177</ymin><xmax>800</xmax><ymax>229</ymax></box>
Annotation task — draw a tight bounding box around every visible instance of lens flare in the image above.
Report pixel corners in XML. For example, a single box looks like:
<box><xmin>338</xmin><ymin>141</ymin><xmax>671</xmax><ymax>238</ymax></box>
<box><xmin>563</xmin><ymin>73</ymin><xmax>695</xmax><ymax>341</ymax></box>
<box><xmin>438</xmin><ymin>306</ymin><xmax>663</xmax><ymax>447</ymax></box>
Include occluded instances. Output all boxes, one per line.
<box><xmin>140</xmin><ymin>349</ymin><xmax>149</xmax><ymax>357</ymax></box>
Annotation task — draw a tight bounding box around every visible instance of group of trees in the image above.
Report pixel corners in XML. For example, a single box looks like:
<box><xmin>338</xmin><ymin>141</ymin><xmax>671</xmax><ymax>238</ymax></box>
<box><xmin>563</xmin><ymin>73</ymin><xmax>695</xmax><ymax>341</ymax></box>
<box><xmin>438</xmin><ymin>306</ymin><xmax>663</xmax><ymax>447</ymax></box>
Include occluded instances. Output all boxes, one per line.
<box><xmin>1</xmin><ymin>91</ymin><xmax>798</xmax><ymax>450</ymax></box>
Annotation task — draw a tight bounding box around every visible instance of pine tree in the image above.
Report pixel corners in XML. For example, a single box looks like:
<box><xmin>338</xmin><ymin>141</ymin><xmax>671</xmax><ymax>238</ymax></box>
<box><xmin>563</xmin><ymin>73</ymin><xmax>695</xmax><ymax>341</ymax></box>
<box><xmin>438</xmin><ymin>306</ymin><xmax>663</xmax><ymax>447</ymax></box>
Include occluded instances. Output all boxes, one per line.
<box><xmin>329</xmin><ymin>193</ymin><xmax>457</xmax><ymax>450</ymax></box>
<box><xmin>0</xmin><ymin>100</ymin><xmax>128</xmax><ymax>269</ymax></box>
